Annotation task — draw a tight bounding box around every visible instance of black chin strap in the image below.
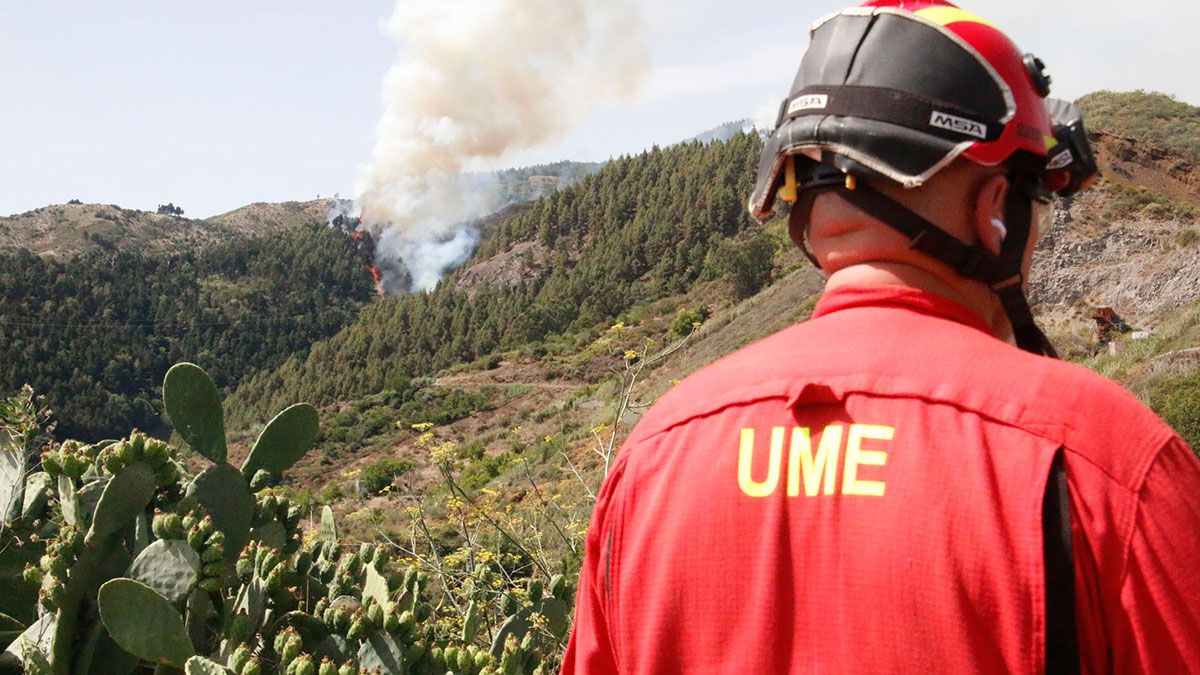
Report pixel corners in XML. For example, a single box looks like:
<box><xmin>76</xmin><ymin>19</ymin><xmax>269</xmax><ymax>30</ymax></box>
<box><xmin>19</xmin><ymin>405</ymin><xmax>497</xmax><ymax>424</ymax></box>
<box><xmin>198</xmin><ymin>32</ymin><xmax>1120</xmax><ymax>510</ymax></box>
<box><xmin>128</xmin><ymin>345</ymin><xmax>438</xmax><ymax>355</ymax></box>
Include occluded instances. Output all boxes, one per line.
<box><xmin>794</xmin><ymin>165</ymin><xmax>1058</xmax><ymax>358</ymax></box>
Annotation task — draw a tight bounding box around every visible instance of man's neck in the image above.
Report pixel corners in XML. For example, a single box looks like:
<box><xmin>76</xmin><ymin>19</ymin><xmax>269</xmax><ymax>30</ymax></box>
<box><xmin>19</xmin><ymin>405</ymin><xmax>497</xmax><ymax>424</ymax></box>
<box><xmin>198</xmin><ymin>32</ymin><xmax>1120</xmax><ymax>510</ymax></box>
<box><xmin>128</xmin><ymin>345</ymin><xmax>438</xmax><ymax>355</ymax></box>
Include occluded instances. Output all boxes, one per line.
<box><xmin>824</xmin><ymin>262</ymin><xmax>1013</xmax><ymax>342</ymax></box>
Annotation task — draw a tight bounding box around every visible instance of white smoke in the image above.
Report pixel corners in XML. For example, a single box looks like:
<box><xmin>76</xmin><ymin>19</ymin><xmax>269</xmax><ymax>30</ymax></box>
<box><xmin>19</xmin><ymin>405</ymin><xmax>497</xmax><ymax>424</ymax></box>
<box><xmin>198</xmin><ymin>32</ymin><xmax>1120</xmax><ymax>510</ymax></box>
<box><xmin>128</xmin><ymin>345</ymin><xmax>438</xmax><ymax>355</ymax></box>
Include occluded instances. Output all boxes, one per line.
<box><xmin>357</xmin><ymin>0</ymin><xmax>647</xmax><ymax>293</ymax></box>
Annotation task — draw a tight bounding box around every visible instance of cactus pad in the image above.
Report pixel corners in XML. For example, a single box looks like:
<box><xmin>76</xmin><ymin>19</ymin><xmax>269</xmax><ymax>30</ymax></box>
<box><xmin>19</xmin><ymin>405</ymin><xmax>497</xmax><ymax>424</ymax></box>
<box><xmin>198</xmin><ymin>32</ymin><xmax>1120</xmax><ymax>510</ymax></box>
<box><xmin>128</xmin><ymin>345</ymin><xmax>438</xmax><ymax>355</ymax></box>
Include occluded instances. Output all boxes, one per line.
<box><xmin>362</xmin><ymin>564</ymin><xmax>390</xmax><ymax>612</ymax></box>
<box><xmin>185</xmin><ymin>464</ymin><xmax>254</xmax><ymax>560</ymax></box>
<box><xmin>318</xmin><ymin>506</ymin><xmax>337</xmax><ymax>543</ymax></box>
<box><xmin>56</xmin><ymin>475</ymin><xmax>77</xmax><ymax>527</ymax></box>
<box><xmin>128</xmin><ymin>540</ymin><xmax>202</xmax><ymax>605</ymax></box>
<box><xmin>249</xmin><ymin>522</ymin><xmax>286</xmax><ymax>551</ymax></box>
<box><xmin>0</xmin><ymin>447</ymin><xmax>24</xmax><ymax>525</ymax></box>
<box><xmin>163</xmin><ymin>363</ymin><xmax>228</xmax><ymax>464</ymax></box>
<box><xmin>19</xmin><ymin>473</ymin><xmax>50</xmax><ymax>521</ymax></box>
<box><xmin>184</xmin><ymin>656</ymin><xmax>228</xmax><ymax>674</ymax></box>
<box><xmin>72</xmin><ymin>477</ymin><xmax>109</xmax><ymax>528</ymax></box>
<box><xmin>240</xmin><ymin>403</ymin><xmax>319</xmax><ymax>478</ymax></box>
<box><xmin>357</xmin><ymin>632</ymin><xmax>404</xmax><ymax>674</ymax></box>
<box><xmin>97</xmin><ymin>579</ymin><xmax>195</xmax><ymax>667</ymax></box>
<box><xmin>87</xmin><ymin>462</ymin><xmax>155</xmax><ymax>545</ymax></box>
<box><xmin>3</xmin><ymin>614</ymin><xmax>54</xmax><ymax>665</ymax></box>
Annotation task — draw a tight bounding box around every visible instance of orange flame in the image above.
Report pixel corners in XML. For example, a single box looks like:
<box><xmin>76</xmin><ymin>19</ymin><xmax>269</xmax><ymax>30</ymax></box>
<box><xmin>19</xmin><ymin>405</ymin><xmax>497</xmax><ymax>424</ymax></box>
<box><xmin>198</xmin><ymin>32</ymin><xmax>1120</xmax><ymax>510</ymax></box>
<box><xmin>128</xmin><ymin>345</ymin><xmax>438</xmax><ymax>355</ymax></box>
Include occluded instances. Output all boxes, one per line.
<box><xmin>368</xmin><ymin>265</ymin><xmax>385</xmax><ymax>298</ymax></box>
<box><xmin>351</xmin><ymin>230</ymin><xmax>363</xmax><ymax>241</ymax></box>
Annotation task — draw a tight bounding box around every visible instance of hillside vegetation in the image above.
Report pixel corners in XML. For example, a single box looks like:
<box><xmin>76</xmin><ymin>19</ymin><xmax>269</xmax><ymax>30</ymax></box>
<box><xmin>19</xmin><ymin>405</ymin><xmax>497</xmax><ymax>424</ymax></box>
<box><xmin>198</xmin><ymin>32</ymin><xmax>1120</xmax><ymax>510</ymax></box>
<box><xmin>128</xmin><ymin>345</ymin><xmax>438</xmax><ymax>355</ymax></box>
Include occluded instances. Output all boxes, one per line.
<box><xmin>0</xmin><ymin>225</ymin><xmax>376</xmax><ymax>441</ymax></box>
<box><xmin>1079</xmin><ymin>90</ymin><xmax>1200</xmax><ymax>160</ymax></box>
<box><xmin>226</xmin><ymin>134</ymin><xmax>763</xmax><ymax>426</ymax></box>
<box><xmin>0</xmin><ymin>201</ymin><xmax>328</xmax><ymax>258</ymax></box>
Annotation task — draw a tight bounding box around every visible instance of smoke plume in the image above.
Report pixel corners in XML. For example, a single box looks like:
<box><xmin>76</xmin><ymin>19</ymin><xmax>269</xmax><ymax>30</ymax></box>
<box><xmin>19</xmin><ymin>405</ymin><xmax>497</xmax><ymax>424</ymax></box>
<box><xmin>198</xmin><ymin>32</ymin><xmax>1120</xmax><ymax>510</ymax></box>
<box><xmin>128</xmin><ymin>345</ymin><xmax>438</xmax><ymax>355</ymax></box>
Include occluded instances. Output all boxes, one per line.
<box><xmin>357</xmin><ymin>0</ymin><xmax>647</xmax><ymax>293</ymax></box>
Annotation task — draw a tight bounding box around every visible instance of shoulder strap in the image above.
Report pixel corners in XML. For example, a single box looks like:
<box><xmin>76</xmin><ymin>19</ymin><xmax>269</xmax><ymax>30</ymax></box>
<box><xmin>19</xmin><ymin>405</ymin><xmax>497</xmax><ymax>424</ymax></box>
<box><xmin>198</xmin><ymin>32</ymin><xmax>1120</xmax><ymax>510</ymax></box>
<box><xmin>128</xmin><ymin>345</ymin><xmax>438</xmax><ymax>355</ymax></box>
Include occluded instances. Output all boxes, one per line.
<box><xmin>1043</xmin><ymin>449</ymin><xmax>1079</xmax><ymax>674</ymax></box>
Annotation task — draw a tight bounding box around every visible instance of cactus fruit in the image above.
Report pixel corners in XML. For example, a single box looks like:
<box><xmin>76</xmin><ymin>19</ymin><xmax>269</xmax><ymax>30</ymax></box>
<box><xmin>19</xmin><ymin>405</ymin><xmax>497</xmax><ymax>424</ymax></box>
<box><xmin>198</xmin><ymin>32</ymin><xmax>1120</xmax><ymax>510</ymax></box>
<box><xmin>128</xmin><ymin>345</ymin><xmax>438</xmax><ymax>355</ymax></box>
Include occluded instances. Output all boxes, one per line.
<box><xmin>229</xmin><ymin>644</ymin><xmax>252</xmax><ymax>672</ymax></box>
<box><xmin>153</xmin><ymin>512</ymin><xmax>186</xmax><ymax>540</ymax></box>
<box><xmin>458</xmin><ymin>645</ymin><xmax>475</xmax><ymax>673</ymax></box>
<box><xmin>276</xmin><ymin>627</ymin><xmax>303</xmax><ymax>666</ymax></box>
<box><xmin>346</xmin><ymin>616</ymin><xmax>366</xmax><ymax>641</ymax></box>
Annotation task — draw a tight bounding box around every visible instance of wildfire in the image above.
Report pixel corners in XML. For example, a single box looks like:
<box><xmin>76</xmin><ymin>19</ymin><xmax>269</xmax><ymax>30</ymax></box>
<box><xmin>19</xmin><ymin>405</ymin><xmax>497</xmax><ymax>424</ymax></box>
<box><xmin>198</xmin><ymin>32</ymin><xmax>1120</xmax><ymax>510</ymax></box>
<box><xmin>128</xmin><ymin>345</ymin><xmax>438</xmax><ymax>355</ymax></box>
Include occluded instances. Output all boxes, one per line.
<box><xmin>368</xmin><ymin>265</ymin><xmax>385</xmax><ymax>298</ymax></box>
<box><xmin>351</xmin><ymin>230</ymin><xmax>363</xmax><ymax>242</ymax></box>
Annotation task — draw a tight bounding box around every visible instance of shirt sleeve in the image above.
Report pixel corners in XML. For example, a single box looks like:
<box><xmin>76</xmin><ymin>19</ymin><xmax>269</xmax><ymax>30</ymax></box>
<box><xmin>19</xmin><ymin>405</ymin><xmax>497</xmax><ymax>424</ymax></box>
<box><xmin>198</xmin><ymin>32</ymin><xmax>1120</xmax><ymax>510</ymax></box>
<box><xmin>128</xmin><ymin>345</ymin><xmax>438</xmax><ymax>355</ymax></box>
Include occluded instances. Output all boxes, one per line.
<box><xmin>561</xmin><ymin>455</ymin><xmax>629</xmax><ymax>675</ymax></box>
<box><xmin>1111</xmin><ymin>436</ymin><xmax>1200</xmax><ymax>673</ymax></box>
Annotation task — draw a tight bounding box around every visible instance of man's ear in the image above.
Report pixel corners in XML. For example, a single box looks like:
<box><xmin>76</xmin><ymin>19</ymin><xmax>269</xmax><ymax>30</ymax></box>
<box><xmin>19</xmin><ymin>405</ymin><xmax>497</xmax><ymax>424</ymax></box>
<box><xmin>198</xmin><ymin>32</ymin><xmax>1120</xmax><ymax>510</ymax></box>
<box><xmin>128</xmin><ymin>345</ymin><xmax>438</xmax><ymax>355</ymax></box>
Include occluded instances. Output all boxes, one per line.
<box><xmin>974</xmin><ymin>173</ymin><xmax>1009</xmax><ymax>256</ymax></box>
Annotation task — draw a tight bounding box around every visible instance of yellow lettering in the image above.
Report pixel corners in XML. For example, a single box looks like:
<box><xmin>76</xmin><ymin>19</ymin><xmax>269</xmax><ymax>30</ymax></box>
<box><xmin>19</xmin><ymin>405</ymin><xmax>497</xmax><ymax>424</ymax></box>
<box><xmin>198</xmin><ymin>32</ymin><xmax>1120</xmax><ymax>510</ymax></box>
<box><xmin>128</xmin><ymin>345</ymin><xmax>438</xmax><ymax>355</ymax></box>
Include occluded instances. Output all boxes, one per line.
<box><xmin>842</xmin><ymin>424</ymin><xmax>893</xmax><ymax>497</ymax></box>
<box><xmin>738</xmin><ymin>427</ymin><xmax>784</xmax><ymax>498</ymax></box>
<box><xmin>788</xmin><ymin>425</ymin><xmax>842</xmax><ymax>496</ymax></box>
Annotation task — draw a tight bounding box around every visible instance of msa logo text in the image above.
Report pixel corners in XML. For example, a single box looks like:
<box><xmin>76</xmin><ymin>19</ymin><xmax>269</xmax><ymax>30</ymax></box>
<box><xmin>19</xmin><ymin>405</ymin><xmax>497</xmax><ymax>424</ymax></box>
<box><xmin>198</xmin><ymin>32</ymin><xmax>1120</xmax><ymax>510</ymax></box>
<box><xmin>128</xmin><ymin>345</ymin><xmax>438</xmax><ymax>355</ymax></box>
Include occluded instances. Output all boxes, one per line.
<box><xmin>1047</xmin><ymin>149</ymin><xmax>1074</xmax><ymax>170</ymax></box>
<box><xmin>930</xmin><ymin>110</ymin><xmax>987</xmax><ymax>139</ymax></box>
<box><xmin>788</xmin><ymin>94</ymin><xmax>828</xmax><ymax>116</ymax></box>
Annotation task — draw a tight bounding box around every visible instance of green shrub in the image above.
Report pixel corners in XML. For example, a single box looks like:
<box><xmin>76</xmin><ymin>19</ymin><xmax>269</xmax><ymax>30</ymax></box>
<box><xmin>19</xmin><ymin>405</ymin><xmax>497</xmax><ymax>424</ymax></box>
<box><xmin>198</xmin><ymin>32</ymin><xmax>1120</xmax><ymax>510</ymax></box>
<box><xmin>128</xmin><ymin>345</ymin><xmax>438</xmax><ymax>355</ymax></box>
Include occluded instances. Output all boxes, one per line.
<box><xmin>1149</xmin><ymin>370</ymin><xmax>1200</xmax><ymax>452</ymax></box>
<box><xmin>458</xmin><ymin>453</ymin><xmax>514</xmax><ymax>490</ymax></box>
<box><xmin>397</xmin><ymin>387</ymin><xmax>492</xmax><ymax>427</ymax></box>
<box><xmin>1100</xmin><ymin>182</ymin><xmax>1199</xmax><ymax>222</ymax></box>
<box><xmin>360</xmin><ymin>456</ymin><xmax>416</xmax><ymax>494</ymax></box>
<box><xmin>671</xmin><ymin>305</ymin><xmax>710</xmax><ymax>338</ymax></box>
<box><xmin>713</xmin><ymin>230</ymin><xmax>777</xmax><ymax>300</ymax></box>
<box><xmin>319</xmin><ymin>481</ymin><xmax>344</xmax><ymax>503</ymax></box>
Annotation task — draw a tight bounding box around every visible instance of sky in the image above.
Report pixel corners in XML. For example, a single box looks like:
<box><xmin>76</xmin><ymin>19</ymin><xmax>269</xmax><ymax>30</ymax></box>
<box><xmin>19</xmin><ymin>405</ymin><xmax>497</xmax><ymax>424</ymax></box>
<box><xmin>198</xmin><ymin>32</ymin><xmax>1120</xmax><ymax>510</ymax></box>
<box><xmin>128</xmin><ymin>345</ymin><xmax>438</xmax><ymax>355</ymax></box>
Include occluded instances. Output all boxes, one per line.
<box><xmin>1</xmin><ymin>0</ymin><xmax>1196</xmax><ymax>218</ymax></box>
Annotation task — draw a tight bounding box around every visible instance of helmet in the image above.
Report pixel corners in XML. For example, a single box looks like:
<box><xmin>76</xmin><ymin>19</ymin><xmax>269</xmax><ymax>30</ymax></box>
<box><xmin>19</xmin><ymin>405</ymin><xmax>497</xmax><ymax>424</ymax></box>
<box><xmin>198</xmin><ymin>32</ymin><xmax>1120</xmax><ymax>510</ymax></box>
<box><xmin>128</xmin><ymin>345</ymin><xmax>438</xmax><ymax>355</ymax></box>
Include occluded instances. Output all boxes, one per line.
<box><xmin>748</xmin><ymin>0</ymin><xmax>1097</xmax><ymax>357</ymax></box>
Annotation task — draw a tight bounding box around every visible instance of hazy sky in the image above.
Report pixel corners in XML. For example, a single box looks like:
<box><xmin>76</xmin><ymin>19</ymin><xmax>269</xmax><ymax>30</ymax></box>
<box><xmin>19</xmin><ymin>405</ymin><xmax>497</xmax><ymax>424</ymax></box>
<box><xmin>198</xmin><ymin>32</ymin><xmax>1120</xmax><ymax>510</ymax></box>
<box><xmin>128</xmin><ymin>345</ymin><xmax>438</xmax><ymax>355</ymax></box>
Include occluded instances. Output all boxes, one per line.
<box><xmin>1</xmin><ymin>0</ymin><xmax>1195</xmax><ymax>218</ymax></box>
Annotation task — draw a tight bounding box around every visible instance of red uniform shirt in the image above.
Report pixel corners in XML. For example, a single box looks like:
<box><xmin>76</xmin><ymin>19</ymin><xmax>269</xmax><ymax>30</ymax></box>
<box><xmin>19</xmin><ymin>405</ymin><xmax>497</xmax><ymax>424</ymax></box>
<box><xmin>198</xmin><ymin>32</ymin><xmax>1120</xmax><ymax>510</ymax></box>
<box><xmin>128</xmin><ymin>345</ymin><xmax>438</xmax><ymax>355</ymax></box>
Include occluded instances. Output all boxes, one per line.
<box><xmin>563</xmin><ymin>285</ymin><xmax>1200</xmax><ymax>674</ymax></box>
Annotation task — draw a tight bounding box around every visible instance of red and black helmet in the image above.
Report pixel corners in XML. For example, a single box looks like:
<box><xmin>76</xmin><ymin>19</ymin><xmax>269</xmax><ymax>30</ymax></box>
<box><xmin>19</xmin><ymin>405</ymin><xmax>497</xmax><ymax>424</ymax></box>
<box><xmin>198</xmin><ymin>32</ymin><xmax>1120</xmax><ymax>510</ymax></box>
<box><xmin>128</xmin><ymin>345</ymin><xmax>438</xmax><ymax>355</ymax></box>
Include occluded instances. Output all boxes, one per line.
<box><xmin>749</xmin><ymin>0</ymin><xmax>1094</xmax><ymax>220</ymax></box>
<box><xmin>748</xmin><ymin>0</ymin><xmax>1098</xmax><ymax>358</ymax></box>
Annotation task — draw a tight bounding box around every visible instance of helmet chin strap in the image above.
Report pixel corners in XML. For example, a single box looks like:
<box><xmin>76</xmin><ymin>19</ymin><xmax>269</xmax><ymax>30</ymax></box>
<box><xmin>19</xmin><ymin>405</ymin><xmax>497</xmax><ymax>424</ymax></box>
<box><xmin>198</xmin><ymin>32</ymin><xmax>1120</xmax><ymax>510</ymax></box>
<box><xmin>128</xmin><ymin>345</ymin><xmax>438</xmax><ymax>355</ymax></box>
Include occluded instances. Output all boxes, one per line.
<box><xmin>793</xmin><ymin>163</ymin><xmax>1059</xmax><ymax>358</ymax></box>
<box><xmin>992</xmin><ymin>176</ymin><xmax>1059</xmax><ymax>358</ymax></box>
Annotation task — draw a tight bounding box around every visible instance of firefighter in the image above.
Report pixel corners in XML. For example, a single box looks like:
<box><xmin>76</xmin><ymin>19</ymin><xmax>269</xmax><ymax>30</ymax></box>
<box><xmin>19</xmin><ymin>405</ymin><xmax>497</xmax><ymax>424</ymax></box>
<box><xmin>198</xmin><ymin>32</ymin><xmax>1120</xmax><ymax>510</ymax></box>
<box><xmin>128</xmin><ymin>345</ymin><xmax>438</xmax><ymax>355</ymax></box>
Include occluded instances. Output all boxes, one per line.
<box><xmin>563</xmin><ymin>1</ymin><xmax>1200</xmax><ymax>673</ymax></box>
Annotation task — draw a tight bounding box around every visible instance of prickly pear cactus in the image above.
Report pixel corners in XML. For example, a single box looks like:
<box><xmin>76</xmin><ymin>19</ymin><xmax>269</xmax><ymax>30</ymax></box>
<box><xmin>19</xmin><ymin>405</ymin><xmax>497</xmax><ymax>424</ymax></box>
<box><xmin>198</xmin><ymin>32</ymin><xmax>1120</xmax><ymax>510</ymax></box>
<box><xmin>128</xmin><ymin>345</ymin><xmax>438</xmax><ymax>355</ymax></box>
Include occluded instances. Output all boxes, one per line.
<box><xmin>3</xmin><ymin>363</ymin><xmax>580</xmax><ymax>674</ymax></box>
<box><xmin>2</xmin><ymin>364</ymin><xmax>328</xmax><ymax>674</ymax></box>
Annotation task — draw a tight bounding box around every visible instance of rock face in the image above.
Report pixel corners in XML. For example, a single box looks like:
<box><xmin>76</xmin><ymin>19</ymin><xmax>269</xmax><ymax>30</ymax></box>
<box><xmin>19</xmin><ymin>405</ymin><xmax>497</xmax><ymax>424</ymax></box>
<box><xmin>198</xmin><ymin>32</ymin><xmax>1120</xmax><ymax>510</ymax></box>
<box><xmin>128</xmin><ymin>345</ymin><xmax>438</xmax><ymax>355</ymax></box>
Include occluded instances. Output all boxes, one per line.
<box><xmin>454</xmin><ymin>241</ymin><xmax>552</xmax><ymax>294</ymax></box>
<box><xmin>1028</xmin><ymin>133</ymin><xmax>1200</xmax><ymax>330</ymax></box>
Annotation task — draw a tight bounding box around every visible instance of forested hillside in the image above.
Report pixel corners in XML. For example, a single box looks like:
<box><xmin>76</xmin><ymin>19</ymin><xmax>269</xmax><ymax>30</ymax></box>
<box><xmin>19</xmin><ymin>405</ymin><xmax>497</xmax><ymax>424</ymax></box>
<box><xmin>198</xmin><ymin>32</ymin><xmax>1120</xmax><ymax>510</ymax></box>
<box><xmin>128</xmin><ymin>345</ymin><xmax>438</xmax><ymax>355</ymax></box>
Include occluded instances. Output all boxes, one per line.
<box><xmin>226</xmin><ymin>133</ymin><xmax>764</xmax><ymax>424</ymax></box>
<box><xmin>0</xmin><ymin>224</ymin><xmax>376</xmax><ymax>441</ymax></box>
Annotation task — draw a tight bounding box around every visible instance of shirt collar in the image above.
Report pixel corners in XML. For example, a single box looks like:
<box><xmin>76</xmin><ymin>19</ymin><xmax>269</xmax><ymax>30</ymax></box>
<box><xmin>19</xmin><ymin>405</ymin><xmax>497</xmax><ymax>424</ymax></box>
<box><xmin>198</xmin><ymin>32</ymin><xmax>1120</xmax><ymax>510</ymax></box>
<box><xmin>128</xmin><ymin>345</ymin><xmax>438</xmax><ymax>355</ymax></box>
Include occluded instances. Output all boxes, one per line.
<box><xmin>811</xmin><ymin>284</ymin><xmax>994</xmax><ymax>336</ymax></box>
